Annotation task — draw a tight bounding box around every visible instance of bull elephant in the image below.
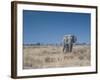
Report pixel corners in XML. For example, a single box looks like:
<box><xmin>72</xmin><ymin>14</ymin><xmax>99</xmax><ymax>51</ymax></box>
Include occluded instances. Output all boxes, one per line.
<box><xmin>63</xmin><ymin>35</ymin><xmax>77</xmax><ymax>53</ymax></box>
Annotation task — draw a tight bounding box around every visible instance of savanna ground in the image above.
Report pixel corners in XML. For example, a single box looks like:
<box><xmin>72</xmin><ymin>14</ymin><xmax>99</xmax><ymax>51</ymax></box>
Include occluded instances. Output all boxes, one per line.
<box><xmin>23</xmin><ymin>45</ymin><xmax>91</xmax><ymax>69</ymax></box>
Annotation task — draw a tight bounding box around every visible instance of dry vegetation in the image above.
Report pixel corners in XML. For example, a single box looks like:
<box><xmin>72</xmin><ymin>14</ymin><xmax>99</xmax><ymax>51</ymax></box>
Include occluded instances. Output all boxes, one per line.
<box><xmin>23</xmin><ymin>45</ymin><xmax>91</xmax><ymax>69</ymax></box>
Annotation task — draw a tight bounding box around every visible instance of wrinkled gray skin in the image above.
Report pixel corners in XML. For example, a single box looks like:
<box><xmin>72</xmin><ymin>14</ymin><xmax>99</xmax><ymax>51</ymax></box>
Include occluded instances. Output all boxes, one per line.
<box><xmin>63</xmin><ymin>35</ymin><xmax>77</xmax><ymax>53</ymax></box>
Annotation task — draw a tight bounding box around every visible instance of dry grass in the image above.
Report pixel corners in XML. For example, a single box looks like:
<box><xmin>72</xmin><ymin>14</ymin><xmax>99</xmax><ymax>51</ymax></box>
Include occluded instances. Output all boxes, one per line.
<box><xmin>23</xmin><ymin>45</ymin><xmax>91</xmax><ymax>69</ymax></box>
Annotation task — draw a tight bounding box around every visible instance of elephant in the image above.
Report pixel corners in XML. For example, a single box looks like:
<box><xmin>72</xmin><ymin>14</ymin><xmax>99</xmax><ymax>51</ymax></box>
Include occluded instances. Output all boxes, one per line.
<box><xmin>62</xmin><ymin>35</ymin><xmax>77</xmax><ymax>53</ymax></box>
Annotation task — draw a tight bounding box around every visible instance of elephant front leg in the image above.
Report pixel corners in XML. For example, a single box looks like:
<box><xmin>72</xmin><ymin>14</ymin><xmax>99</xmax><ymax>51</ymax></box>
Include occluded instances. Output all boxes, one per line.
<box><xmin>69</xmin><ymin>44</ymin><xmax>73</xmax><ymax>52</ymax></box>
<box><xmin>63</xmin><ymin>46</ymin><xmax>65</xmax><ymax>53</ymax></box>
<box><xmin>63</xmin><ymin>44</ymin><xmax>68</xmax><ymax>53</ymax></box>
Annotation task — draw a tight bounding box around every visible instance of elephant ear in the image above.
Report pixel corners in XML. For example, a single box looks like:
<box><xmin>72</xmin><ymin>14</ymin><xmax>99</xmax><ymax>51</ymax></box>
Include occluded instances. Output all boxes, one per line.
<box><xmin>72</xmin><ymin>36</ymin><xmax>77</xmax><ymax>43</ymax></box>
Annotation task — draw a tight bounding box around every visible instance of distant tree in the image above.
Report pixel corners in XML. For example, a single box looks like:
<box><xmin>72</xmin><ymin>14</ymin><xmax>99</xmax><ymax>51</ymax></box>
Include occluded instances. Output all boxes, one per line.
<box><xmin>82</xmin><ymin>43</ymin><xmax>87</xmax><ymax>45</ymax></box>
<box><xmin>36</xmin><ymin>42</ymin><xmax>41</xmax><ymax>46</ymax></box>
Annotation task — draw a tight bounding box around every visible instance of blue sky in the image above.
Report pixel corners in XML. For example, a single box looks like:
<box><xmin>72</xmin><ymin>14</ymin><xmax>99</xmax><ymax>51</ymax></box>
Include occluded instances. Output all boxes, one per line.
<box><xmin>23</xmin><ymin>10</ymin><xmax>91</xmax><ymax>44</ymax></box>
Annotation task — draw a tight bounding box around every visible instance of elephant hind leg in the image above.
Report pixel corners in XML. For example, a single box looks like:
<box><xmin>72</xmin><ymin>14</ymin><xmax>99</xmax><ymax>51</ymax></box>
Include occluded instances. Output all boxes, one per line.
<box><xmin>69</xmin><ymin>44</ymin><xmax>73</xmax><ymax>52</ymax></box>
